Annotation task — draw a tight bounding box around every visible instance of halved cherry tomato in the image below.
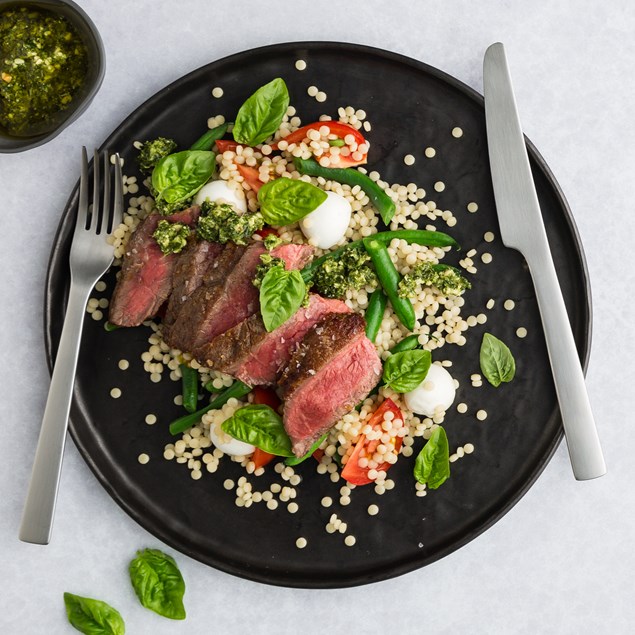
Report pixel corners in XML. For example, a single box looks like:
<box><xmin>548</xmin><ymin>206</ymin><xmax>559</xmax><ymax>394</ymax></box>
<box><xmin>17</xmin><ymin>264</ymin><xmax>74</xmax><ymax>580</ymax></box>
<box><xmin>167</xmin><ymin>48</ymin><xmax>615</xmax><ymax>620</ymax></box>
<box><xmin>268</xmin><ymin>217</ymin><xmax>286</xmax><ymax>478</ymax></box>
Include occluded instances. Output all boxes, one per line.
<box><xmin>236</xmin><ymin>164</ymin><xmax>264</xmax><ymax>193</ymax></box>
<box><xmin>272</xmin><ymin>121</ymin><xmax>368</xmax><ymax>167</ymax></box>
<box><xmin>254</xmin><ymin>227</ymin><xmax>277</xmax><ymax>239</ymax></box>
<box><xmin>341</xmin><ymin>398</ymin><xmax>404</xmax><ymax>486</ymax></box>
<box><xmin>252</xmin><ymin>447</ymin><xmax>276</xmax><ymax>469</ymax></box>
<box><xmin>215</xmin><ymin>139</ymin><xmax>240</xmax><ymax>153</ymax></box>
<box><xmin>312</xmin><ymin>448</ymin><xmax>325</xmax><ymax>462</ymax></box>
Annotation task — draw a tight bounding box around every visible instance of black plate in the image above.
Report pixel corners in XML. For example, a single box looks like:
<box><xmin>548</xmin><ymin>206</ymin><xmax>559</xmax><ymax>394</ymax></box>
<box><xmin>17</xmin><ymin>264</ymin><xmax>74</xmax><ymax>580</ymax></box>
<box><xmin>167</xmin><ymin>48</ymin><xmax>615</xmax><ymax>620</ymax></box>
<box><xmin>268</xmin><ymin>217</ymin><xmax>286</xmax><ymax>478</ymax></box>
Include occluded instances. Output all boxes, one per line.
<box><xmin>45</xmin><ymin>42</ymin><xmax>591</xmax><ymax>588</ymax></box>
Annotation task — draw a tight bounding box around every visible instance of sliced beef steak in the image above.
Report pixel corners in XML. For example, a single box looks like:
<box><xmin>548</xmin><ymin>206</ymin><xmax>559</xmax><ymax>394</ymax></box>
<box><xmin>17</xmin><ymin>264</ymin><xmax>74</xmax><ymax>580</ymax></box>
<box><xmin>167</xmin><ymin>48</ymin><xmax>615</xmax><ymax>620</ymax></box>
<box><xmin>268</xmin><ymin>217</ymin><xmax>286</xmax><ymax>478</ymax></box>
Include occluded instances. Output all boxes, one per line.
<box><xmin>278</xmin><ymin>313</ymin><xmax>382</xmax><ymax>457</ymax></box>
<box><xmin>195</xmin><ymin>294</ymin><xmax>350</xmax><ymax>386</ymax></box>
<box><xmin>108</xmin><ymin>207</ymin><xmax>200</xmax><ymax>327</ymax></box>
<box><xmin>164</xmin><ymin>241</ymin><xmax>313</xmax><ymax>353</ymax></box>
<box><xmin>163</xmin><ymin>238</ymin><xmax>224</xmax><ymax>328</ymax></box>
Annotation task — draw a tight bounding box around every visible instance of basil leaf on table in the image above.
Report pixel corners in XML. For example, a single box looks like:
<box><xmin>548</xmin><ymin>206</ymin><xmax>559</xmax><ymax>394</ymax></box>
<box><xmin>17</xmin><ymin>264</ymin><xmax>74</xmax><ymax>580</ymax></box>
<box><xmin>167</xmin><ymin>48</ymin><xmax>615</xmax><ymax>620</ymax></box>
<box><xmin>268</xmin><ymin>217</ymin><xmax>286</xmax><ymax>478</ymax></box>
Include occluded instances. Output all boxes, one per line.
<box><xmin>233</xmin><ymin>77</ymin><xmax>290</xmax><ymax>146</ymax></box>
<box><xmin>480</xmin><ymin>332</ymin><xmax>516</xmax><ymax>387</ymax></box>
<box><xmin>413</xmin><ymin>426</ymin><xmax>450</xmax><ymax>490</ymax></box>
<box><xmin>259</xmin><ymin>266</ymin><xmax>306</xmax><ymax>332</ymax></box>
<box><xmin>63</xmin><ymin>592</ymin><xmax>125</xmax><ymax>635</ymax></box>
<box><xmin>258</xmin><ymin>177</ymin><xmax>327</xmax><ymax>226</ymax></box>
<box><xmin>383</xmin><ymin>349</ymin><xmax>432</xmax><ymax>393</ymax></box>
<box><xmin>151</xmin><ymin>150</ymin><xmax>216</xmax><ymax>208</ymax></box>
<box><xmin>222</xmin><ymin>404</ymin><xmax>294</xmax><ymax>457</ymax></box>
<box><xmin>129</xmin><ymin>549</ymin><xmax>186</xmax><ymax>620</ymax></box>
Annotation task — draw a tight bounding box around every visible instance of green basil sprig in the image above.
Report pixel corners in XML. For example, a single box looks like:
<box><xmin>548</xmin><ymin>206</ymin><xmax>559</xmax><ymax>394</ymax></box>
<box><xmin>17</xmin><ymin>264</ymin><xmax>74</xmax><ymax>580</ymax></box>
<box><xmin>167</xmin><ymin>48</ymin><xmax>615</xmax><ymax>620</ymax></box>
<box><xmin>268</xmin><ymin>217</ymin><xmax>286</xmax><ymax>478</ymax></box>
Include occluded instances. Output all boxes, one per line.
<box><xmin>414</xmin><ymin>426</ymin><xmax>450</xmax><ymax>490</ymax></box>
<box><xmin>233</xmin><ymin>77</ymin><xmax>290</xmax><ymax>146</ymax></box>
<box><xmin>258</xmin><ymin>177</ymin><xmax>327</xmax><ymax>226</ymax></box>
<box><xmin>285</xmin><ymin>431</ymin><xmax>329</xmax><ymax>466</ymax></box>
<box><xmin>129</xmin><ymin>549</ymin><xmax>186</xmax><ymax>620</ymax></box>
<box><xmin>480</xmin><ymin>332</ymin><xmax>516</xmax><ymax>387</ymax></box>
<box><xmin>63</xmin><ymin>592</ymin><xmax>125</xmax><ymax>635</ymax></box>
<box><xmin>259</xmin><ymin>266</ymin><xmax>306</xmax><ymax>332</ymax></box>
<box><xmin>222</xmin><ymin>404</ymin><xmax>294</xmax><ymax>457</ymax></box>
<box><xmin>151</xmin><ymin>150</ymin><xmax>216</xmax><ymax>211</ymax></box>
<box><xmin>383</xmin><ymin>349</ymin><xmax>432</xmax><ymax>393</ymax></box>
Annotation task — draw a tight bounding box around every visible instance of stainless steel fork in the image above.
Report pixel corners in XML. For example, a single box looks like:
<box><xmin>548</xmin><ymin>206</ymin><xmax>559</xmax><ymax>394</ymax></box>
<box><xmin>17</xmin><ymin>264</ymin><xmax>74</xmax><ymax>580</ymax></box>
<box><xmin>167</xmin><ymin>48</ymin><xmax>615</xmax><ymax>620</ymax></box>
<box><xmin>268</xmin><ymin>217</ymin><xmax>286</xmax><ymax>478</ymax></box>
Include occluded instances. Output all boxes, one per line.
<box><xmin>19</xmin><ymin>148</ymin><xmax>123</xmax><ymax>544</ymax></box>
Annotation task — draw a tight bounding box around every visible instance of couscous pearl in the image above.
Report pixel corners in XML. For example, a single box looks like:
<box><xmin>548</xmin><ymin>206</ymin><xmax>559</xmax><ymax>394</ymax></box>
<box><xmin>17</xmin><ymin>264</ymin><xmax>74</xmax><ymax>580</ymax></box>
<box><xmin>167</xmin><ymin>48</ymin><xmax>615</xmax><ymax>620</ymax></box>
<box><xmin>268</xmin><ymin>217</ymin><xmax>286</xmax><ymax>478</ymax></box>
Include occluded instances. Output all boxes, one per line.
<box><xmin>95</xmin><ymin>281</ymin><xmax>107</xmax><ymax>292</ymax></box>
<box><xmin>457</xmin><ymin>402</ymin><xmax>468</xmax><ymax>414</ymax></box>
<box><xmin>212</xmin><ymin>86</ymin><xmax>223</xmax><ymax>98</ymax></box>
<box><xmin>434</xmin><ymin>181</ymin><xmax>445</xmax><ymax>192</ymax></box>
<box><xmin>321</xmin><ymin>496</ymin><xmax>333</xmax><ymax>508</ymax></box>
<box><xmin>484</xmin><ymin>231</ymin><xmax>495</xmax><ymax>242</ymax></box>
<box><xmin>481</xmin><ymin>253</ymin><xmax>493</xmax><ymax>264</ymax></box>
<box><xmin>486</xmin><ymin>298</ymin><xmax>495</xmax><ymax>309</ymax></box>
<box><xmin>476</xmin><ymin>410</ymin><xmax>488</xmax><ymax>421</ymax></box>
<box><xmin>118</xmin><ymin>359</ymin><xmax>129</xmax><ymax>370</ymax></box>
<box><xmin>404</xmin><ymin>154</ymin><xmax>415</xmax><ymax>166</ymax></box>
<box><xmin>516</xmin><ymin>327</ymin><xmax>528</xmax><ymax>338</ymax></box>
<box><xmin>424</xmin><ymin>147</ymin><xmax>436</xmax><ymax>158</ymax></box>
<box><xmin>452</xmin><ymin>126</ymin><xmax>463</xmax><ymax>138</ymax></box>
<box><xmin>296</xmin><ymin>537</ymin><xmax>307</xmax><ymax>549</ymax></box>
<box><xmin>467</xmin><ymin>202</ymin><xmax>478</xmax><ymax>213</ymax></box>
<box><xmin>504</xmin><ymin>299</ymin><xmax>516</xmax><ymax>311</ymax></box>
<box><xmin>145</xmin><ymin>414</ymin><xmax>157</xmax><ymax>425</ymax></box>
<box><xmin>92</xmin><ymin>310</ymin><xmax>103</xmax><ymax>321</ymax></box>
<box><xmin>307</xmin><ymin>85</ymin><xmax>318</xmax><ymax>97</ymax></box>
<box><xmin>295</xmin><ymin>59</ymin><xmax>307</xmax><ymax>71</ymax></box>
<box><xmin>110</xmin><ymin>387</ymin><xmax>121</xmax><ymax>399</ymax></box>
<box><xmin>367</xmin><ymin>504</ymin><xmax>379</xmax><ymax>516</ymax></box>
<box><xmin>464</xmin><ymin>443</ymin><xmax>475</xmax><ymax>454</ymax></box>
<box><xmin>344</xmin><ymin>535</ymin><xmax>356</xmax><ymax>547</ymax></box>
<box><xmin>267</xmin><ymin>499</ymin><xmax>279</xmax><ymax>510</ymax></box>
<box><xmin>315</xmin><ymin>91</ymin><xmax>327</xmax><ymax>102</ymax></box>
<box><xmin>138</xmin><ymin>453</ymin><xmax>149</xmax><ymax>465</ymax></box>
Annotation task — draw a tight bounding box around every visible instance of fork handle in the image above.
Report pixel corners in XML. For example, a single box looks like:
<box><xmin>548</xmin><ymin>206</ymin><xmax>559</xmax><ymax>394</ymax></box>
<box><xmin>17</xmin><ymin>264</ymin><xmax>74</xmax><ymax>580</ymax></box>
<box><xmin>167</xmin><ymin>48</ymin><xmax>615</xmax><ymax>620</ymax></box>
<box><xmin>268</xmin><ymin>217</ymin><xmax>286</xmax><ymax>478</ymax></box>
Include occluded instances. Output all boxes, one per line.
<box><xmin>20</xmin><ymin>281</ymin><xmax>92</xmax><ymax>544</ymax></box>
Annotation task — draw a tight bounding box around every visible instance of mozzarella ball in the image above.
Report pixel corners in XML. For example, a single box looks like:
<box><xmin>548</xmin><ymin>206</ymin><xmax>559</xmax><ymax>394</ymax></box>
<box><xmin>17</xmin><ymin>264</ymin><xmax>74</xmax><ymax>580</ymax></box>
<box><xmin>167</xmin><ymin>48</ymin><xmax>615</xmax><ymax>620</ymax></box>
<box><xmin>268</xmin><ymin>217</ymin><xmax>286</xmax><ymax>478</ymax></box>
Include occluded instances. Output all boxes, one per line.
<box><xmin>194</xmin><ymin>180</ymin><xmax>247</xmax><ymax>213</ymax></box>
<box><xmin>404</xmin><ymin>363</ymin><xmax>456</xmax><ymax>417</ymax></box>
<box><xmin>209</xmin><ymin>421</ymin><xmax>255</xmax><ymax>457</ymax></box>
<box><xmin>299</xmin><ymin>191</ymin><xmax>352</xmax><ymax>249</ymax></box>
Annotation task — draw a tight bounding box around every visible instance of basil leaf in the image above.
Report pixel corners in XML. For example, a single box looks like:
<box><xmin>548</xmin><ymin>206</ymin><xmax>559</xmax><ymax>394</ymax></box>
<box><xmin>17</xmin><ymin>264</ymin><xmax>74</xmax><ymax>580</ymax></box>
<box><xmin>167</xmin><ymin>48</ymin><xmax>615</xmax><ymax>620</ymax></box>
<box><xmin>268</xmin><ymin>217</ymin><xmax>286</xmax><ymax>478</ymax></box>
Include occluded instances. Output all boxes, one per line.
<box><xmin>63</xmin><ymin>593</ymin><xmax>125</xmax><ymax>635</ymax></box>
<box><xmin>222</xmin><ymin>404</ymin><xmax>294</xmax><ymax>457</ymax></box>
<box><xmin>383</xmin><ymin>349</ymin><xmax>432</xmax><ymax>393</ymax></box>
<box><xmin>258</xmin><ymin>177</ymin><xmax>327</xmax><ymax>226</ymax></box>
<box><xmin>129</xmin><ymin>549</ymin><xmax>186</xmax><ymax>620</ymax></box>
<box><xmin>480</xmin><ymin>332</ymin><xmax>516</xmax><ymax>387</ymax></box>
<box><xmin>413</xmin><ymin>426</ymin><xmax>450</xmax><ymax>490</ymax></box>
<box><xmin>260</xmin><ymin>266</ymin><xmax>306</xmax><ymax>332</ymax></box>
<box><xmin>233</xmin><ymin>77</ymin><xmax>290</xmax><ymax>146</ymax></box>
<box><xmin>152</xmin><ymin>150</ymin><xmax>216</xmax><ymax>206</ymax></box>
<box><xmin>285</xmin><ymin>431</ymin><xmax>329</xmax><ymax>466</ymax></box>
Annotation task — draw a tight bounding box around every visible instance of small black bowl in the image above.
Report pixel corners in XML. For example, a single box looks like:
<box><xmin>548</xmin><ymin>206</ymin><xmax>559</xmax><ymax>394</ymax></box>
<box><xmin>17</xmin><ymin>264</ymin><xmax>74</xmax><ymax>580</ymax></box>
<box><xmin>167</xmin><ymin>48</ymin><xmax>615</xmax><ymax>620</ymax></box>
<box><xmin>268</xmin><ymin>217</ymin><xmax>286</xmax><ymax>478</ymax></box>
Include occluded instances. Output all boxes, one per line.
<box><xmin>0</xmin><ymin>0</ymin><xmax>105</xmax><ymax>153</ymax></box>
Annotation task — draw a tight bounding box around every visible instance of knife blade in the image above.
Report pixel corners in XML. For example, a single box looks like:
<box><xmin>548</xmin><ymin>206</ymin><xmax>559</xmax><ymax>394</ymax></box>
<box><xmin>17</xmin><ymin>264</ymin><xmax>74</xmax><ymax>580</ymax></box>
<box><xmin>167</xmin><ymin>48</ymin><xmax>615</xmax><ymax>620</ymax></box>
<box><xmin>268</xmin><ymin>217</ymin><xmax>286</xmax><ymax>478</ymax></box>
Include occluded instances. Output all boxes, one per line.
<box><xmin>483</xmin><ymin>42</ymin><xmax>606</xmax><ymax>480</ymax></box>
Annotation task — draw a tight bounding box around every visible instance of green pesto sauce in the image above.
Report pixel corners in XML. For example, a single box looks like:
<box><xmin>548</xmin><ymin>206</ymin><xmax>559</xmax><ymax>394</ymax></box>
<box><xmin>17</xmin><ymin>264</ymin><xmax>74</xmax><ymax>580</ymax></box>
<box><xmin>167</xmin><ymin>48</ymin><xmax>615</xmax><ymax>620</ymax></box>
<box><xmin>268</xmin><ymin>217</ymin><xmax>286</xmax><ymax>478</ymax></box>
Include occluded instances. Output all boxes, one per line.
<box><xmin>253</xmin><ymin>253</ymin><xmax>285</xmax><ymax>289</ymax></box>
<box><xmin>398</xmin><ymin>263</ymin><xmax>471</xmax><ymax>298</ymax></box>
<box><xmin>153</xmin><ymin>220</ymin><xmax>190</xmax><ymax>255</ymax></box>
<box><xmin>138</xmin><ymin>137</ymin><xmax>177</xmax><ymax>173</ymax></box>
<box><xmin>0</xmin><ymin>5</ymin><xmax>89</xmax><ymax>136</ymax></box>
<box><xmin>311</xmin><ymin>246</ymin><xmax>376</xmax><ymax>299</ymax></box>
<box><xmin>197</xmin><ymin>201</ymin><xmax>264</xmax><ymax>245</ymax></box>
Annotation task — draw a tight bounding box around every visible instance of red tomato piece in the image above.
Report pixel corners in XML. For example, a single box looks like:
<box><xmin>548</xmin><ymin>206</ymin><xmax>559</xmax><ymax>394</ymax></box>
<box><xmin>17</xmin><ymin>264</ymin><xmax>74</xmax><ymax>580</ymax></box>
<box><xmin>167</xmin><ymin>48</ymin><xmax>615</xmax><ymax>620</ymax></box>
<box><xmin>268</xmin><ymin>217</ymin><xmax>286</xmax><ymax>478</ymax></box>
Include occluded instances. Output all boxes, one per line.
<box><xmin>251</xmin><ymin>386</ymin><xmax>281</xmax><ymax>410</ymax></box>
<box><xmin>215</xmin><ymin>139</ymin><xmax>240</xmax><ymax>153</ymax></box>
<box><xmin>251</xmin><ymin>447</ymin><xmax>276</xmax><ymax>470</ymax></box>
<box><xmin>341</xmin><ymin>399</ymin><xmax>404</xmax><ymax>486</ymax></box>
<box><xmin>254</xmin><ymin>227</ymin><xmax>278</xmax><ymax>239</ymax></box>
<box><xmin>272</xmin><ymin>121</ymin><xmax>368</xmax><ymax>166</ymax></box>
<box><xmin>235</xmin><ymin>164</ymin><xmax>264</xmax><ymax>193</ymax></box>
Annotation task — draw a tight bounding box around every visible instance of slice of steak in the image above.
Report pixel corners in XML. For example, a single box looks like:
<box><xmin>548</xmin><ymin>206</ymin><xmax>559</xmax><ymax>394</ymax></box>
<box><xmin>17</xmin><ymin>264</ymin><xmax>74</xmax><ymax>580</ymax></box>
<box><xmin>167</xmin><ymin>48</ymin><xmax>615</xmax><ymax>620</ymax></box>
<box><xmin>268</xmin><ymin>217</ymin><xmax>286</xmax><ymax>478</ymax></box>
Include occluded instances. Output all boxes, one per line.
<box><xmin>163</xmin><ymin>238</ymin><xmax>224</xmax><ymax>328</ymax></box>
<box><xmin>195</xmin><ymin>294</ymin><xmax>350</xmax><ymax>386</ymax></box>
<box><xmin>108</xmin><ymin>206</ymin><xmax>200</xmax><ymax>327</ymax></box>
<box><xmin>164</xmin><ymin>241</ymin><xmax>314</xmax><ymax>353</ymax></box>
<box><xmin>278</xmin><ymin>313</ymin><xmax>382</xmax><ymax>457</ymax></box>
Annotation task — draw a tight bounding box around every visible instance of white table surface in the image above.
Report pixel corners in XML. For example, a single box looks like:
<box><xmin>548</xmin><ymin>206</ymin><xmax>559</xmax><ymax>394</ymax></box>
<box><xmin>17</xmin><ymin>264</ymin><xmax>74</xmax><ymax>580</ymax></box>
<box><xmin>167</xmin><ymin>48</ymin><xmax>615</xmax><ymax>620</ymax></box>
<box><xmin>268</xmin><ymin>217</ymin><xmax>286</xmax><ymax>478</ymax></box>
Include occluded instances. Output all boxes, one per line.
<box><xmin>2</xmin><ymin>1</ymin><xmax>633</xmax><ymax>633</ymax></box>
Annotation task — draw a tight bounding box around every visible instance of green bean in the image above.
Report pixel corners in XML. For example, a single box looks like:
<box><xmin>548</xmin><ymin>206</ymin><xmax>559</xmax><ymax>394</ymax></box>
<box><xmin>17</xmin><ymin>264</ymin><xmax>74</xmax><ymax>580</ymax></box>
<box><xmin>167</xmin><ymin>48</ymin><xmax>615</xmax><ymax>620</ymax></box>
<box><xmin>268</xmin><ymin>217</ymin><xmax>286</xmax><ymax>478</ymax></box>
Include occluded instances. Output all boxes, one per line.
<box><xmin>365</xmin><ymin>288</ymin><xmax>387</xmax><ymax>343</ymax></box>
<box><xmin>179</xmin><ymin>364</ymin><xmax>199</xmax><ymax>414</ymax></box>
<box><xmin>103</xmin><ymin>321</ymin><xmax>119</xmax><ymax>332</ymax></box>
<box><xmin>363</xmin><ymin>237</ymin><xmax>415</xmax><ymax>331</ymax></box>
<box><xmin>169</xmin><ymin>380</ymin><xmax>252</xmax><ymax>436</ymax></box>
<box><xmin>390</xmin><ymin>333</ymin><xmax>421</xmax><ymax>353</ymax></box>
<box><xmin>190</xmin><ymin>123</ymin><xmax>229</xmax><ymax>151</ymax></box>
<box><xmin>294</xmin><ymin>157</ymin><xmax>396</xmax><ymax>224</ymax></box>
<box><xmin>300</xmin><ymin>229</ymin><xmax>458</xmax><ymax>284</ymax></box>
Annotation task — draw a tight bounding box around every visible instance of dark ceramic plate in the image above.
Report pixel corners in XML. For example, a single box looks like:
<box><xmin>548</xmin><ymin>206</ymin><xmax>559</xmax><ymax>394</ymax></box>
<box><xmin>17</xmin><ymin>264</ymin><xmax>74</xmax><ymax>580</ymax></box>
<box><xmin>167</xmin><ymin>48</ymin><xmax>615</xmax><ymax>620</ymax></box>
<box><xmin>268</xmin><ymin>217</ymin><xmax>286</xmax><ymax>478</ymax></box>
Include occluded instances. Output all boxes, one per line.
<box><xmin>45</xmin><ymin>42</ymin><xmax>591</xmax><ymax>588</ymax></box>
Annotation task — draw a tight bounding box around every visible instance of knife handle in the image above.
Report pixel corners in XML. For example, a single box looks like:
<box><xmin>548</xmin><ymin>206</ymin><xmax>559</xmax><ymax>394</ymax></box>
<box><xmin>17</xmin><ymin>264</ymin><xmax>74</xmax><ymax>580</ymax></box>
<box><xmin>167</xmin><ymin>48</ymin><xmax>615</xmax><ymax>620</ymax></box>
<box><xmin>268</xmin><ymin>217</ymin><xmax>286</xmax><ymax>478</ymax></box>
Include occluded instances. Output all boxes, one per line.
<box><xmin>526</xmin><ymin>242</ymin><xmax>606</xmax><ymax>480</ymax></box>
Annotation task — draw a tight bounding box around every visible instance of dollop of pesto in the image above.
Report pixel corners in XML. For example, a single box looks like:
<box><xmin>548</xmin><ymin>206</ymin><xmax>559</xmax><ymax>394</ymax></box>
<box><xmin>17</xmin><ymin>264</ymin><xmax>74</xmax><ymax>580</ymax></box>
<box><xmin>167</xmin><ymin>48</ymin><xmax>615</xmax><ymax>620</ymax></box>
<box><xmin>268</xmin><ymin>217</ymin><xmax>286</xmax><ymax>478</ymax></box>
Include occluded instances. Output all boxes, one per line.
<box><xmin>138</xmin><ymin>137</ymin><xmax>177</xmax><ymax>173</ymax></box>
<box><xmin>153</xmin><ymin>220</ymin><xmax>190</xmax><ymax>255</ymax></box>
<box><xmin>197</xmin><ymin>201</ymin><xmax>264</xmax><ymax>245</ymax></box>
<box><xmin>253</xmin><ymin>253</ymin><xmax>285</xmax><ymax>289</ymax></box>
<box><xmin>398</xmin><ymin>263</ymin><xmax>471</xmax><ymax>298</ymax></box>
<box><xmin>0</xmin><ymin>5</ymin><xmax>89</xmax><ymax>136</ymax></box>
<box><xmin>263</xmin><ymin>233</ymin><xmax>282</xmax><ymax>251</ymax></box>
<box><xmin>311</xmin><ymin>247</ymin><xmax>376</xmax><ymax>299</ymax></box>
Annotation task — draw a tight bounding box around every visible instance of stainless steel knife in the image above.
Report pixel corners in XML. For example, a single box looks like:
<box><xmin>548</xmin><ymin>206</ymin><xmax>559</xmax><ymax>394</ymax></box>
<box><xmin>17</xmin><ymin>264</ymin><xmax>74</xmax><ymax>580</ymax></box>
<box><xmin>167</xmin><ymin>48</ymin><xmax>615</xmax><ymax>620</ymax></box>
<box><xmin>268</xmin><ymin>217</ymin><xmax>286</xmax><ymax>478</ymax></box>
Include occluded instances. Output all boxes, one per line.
<box><xmin>483</xmin><ymin>42</ymin><xmax>606</xmax><ymax>480</ymax></box>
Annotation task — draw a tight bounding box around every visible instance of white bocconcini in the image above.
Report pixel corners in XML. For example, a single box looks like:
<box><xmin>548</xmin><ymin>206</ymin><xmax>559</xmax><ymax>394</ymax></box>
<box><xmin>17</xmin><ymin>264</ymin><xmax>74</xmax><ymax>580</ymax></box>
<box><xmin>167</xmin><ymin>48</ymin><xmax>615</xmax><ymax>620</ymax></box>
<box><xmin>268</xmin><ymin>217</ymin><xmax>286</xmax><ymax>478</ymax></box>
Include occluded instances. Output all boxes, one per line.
<box><xmin>194</xmin><ymin>180</ymin><xmax>247</xmax><ymax>213</ymax></box>
<box><xmin>404</xmin><ymin>363</ymin><xmax>456</xmax><ymax>417</ymax></box>
<box><xmin>299</xmin><ymin>191</ymin><xmax>352</xmax><ymax>249</ymax></box>
<box><xmin>209</xmin><ymin>421</ymin><xmax>255</xmax><ymax>457</ymax></box>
